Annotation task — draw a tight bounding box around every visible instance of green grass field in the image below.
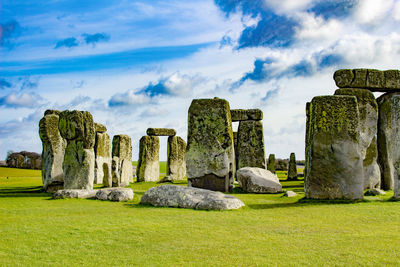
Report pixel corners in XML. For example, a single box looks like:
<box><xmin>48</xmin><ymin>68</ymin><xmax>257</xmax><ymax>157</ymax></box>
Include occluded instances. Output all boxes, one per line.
<box><xmin>1</xmin><ymin>166</ymin><xmax>399</xmax><ymax>266</ymax></box>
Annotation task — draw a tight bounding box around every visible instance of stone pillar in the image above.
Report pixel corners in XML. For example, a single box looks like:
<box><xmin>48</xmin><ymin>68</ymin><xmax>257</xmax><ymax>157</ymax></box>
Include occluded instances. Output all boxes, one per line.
<box><xmin>111</xmin><ymin>135</ymin><xmax>132</xmax><ymax>187</ymax></box>
<box><xmin>377</xmin><ymin>92</ymin><xmax>400</xmax><ymax>191</ymax></box>
<box><xmin>305</xmin><ymin>95</ymin><xmax>364</xmax><ymax>200</ymax></box>
<box><xmin>58</xmin><ymin>110</ymin><xmax>95</xmax><ymax>190</ymax></box>
<box><xmin>166</xmin><ymin>136</ymin><xmax>186</xmax><ymax>181</ymax></box>
<box><xmin>267</xmin><ymin>154</ymin><xmax>275</xmax><ymax>174</ymax></box>
<box><xmin>236</xmin><ymin>120</ymin><xmax>265</xmax><ymax>170</ymax></box>
<box><xmin>334</xmin><ymin>88</ymin><xmax>380</xmax><ymax>189</ymax></box>
<box><xmin>39</xmin><ymin>110</ymin><xmax>66</xmax><ymax>192</ymax></box>
<box><xmin>136</xmin><ymin>136</ymin><xmax>160</xmax><ymax>182</ymax></box>
<box><xmin>94</xmin><ymin>123</ymin><xmax>112</xmax><ymax>186</ymax></box>
<box><xmin>186</xmin><ymin>98</ymin><xmax>235</xmax><ymax>192</ymax></box>
<box><xmin>287</xmin><ymin>153</ymin><xmax>297</xmax><ymax>181</ymax></box>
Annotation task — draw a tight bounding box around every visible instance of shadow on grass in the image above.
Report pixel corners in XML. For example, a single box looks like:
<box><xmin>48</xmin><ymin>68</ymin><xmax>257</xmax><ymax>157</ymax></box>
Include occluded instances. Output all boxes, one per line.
<box><xmin>0</xmin><ymin>186</ymin><xmax>51</xmax><ymax>198</ymax></box>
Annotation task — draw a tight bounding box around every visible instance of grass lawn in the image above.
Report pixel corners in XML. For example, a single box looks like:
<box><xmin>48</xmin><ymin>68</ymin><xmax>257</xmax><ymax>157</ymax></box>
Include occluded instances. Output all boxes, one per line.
<box><xmin>0</xmin><ymin>167</ymin><xmax>399</xmax><ymax>266</ymax></box>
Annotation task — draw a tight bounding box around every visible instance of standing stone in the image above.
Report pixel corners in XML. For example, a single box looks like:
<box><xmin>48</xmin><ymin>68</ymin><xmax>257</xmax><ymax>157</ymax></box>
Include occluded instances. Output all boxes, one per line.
<box><xmin>377</xmin><ymin>92</ymin><xmax>400</xmax><ymax>191</ymax></box>
<box><xmin>112</xmin><ymin>135</ymin><xmax>132</xmax><ymax>187</ymax></box>
<box><xmin>39</xmin><ymin>110</ymin><xmax>66</xmax><ymax>192</ymax></box>
<box><xmin>186</xmin><ymin>98</ymin><xmax>235</xmax><ymax>192</ymax></box>
<box><xmin>287</xmin><ymin>153</ymin><xmax>297</xmax><ymax>181</ymax></box>
<box><xmin>267</xmin><ymin>154</ymin><xmax>276</xmax><ymax>174</ymax></box>
<box><xmin>58</xmin><ymin>110</ymin><xmax>95</xmax><ymax>190</ymax></box>
<box><xmin>236</xmin><ymin>120</ymin><xmax>265</xmax><ymax>170</ymax></box>
<box><xmin>334</xmin><ymin>88</ymin><xmax>380</xmax><ymax>189</ymax></box>
<box><xmin>136</xmin><ymin>136</ymin><xmax>160</xmax><ymax>182</ymax></box>
<box><xmin>305</xmin><ymin>102</ymin><xmax>311</xmax><ymax>179</ymax></box>
<box><xmin>166</xmin><ymin>136</ymin><xmax>186</xmax><ymax>181</ymax></box>
<box><xmin>94</xmin><ymin>130</ymin><xmax>112</xmax><ymax>186</ymax></box>
<box><xmin>305</xmin><ymin>96</ymin><xmax>364</xmax><ymax>200</ymax></box>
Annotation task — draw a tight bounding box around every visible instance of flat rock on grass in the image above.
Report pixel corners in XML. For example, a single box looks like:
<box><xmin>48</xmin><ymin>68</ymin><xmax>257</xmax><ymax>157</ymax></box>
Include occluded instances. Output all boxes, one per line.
<box><xmin>54</xmin><ymin>189</ymin><xmax>97</xmax><ymax>199</ymax></box>
<box><xmin>364</xmin><ymin>188</ymin><xmax>386</xmax><ymax>196</ymax></box>
<box><xmin>237</xmin><ymin>167</ymin><xmax>282</xmax><ymax>193</ymax></box>
<box><xmin>140</xmin><ymin>185</ymin><xmax>245</xmax><ymax>210</ymax></box>
<box><xmin>96</xmin><ymin>187</ymin><xmax>134</xmax><ymax>202</ymax></box>
<box><xmin>284</xmin><ymin>191</ymin><xmax>298</xmax><ymax>197</ymax></box>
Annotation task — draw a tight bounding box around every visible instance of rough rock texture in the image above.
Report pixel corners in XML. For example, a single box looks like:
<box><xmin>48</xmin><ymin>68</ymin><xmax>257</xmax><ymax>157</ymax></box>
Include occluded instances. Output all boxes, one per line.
<box><xmin>267</xmin><ymin>154</ymin><xmax>276</xmax><ymax>174</ymax></box>
<box><xmin>334</xmin><ymin>88</ymin><xmax>380</xmax><ymax>189</ymax></box>
<box><xmin>44</xmin><ymin>109</ymin><xmax>61</xmax><ymax>116</ymax></box>
<box><xmin>146</xmin><ymin>128</ymin><xmax>176</xmax><ymax>136</ymax></box>
<box><xmin>334</xmin><ymin>69</ymin><xmax>400</xmax><ymax>92</ymax></box>
<box><xmin>231</xmin><ymin>109</ymin><xmax>263</xmax><ymax>121</ymax></box>
<box><xmin>284</xmin><ymin>191</ymin><xmax>297</xmax><ymax>197</ymax></box>
<box><xmin>111</xmin><ymin>135</ymin><xmax>132</xmax><ymax>187</ymax></box>
<box><xmin>59</xmin><ymin>110</ymin><xmax>95</xmax><ymax>190</ymax></box>
<box><xmin>137</xmin><ymin>135</ymin><xmax>160</xmax><ymax>182</ymax></box>
<box><xmin>377</xmin><ymin>92</ymin><xmax>400</xmax><ymax>192</ymax></box>
<box><xmin>53</xmin><ymin>189</ymin><xmax>97</xmax><ymax>199</ymax></box>
<box><xmin>166</xmin><ymin>136</ymin><xmax>186</xmax><ymax>181</ymax></box>
<box><xmin>140</xmin><ymin>185</ymin><xmax>244</xmax><ymax>210</ymax></box>
<box><xmin>95</xmin><ymin>123</ymin><xmax>107</xmax><ymax>133</ymax></box>
<box><xmin>94</xmin><ymin>132</ymin><xmax>112</xmax><ymax>186</ymax></box>
<box><xmin>95</xmin><ymin>187</ymin><xmax>134</xmax><ymax>201</ymax></box>
<box><xmin>305</xmin><ymin>96</ymin><xmax>364</xmax><ymax>200</ymax></box>
<box><xmin>237</xmin><ymin>167</ymin><xmax>282</xmax><ymax>193</ymax></box>
<box><xmin>236</xmin><ymin>120</ymin><xmax>265</xmax><ymax>170</ymax></box>
<box><xmin>186</xmin><ymin>98</ymin><xmax>235</xmax><ymax>192</ymax></box>
<box><xmin>39</xmin><ymin>111</ymin><xmax>66</xmax><ymax>192</ymax></box>
<box><xmin>364</xmin><ymin>188</ymin><xmax>386</xmax><ymax>196</ymax></box>
<box><xmin>287</xmin><ymin>153</ymin><xmax>297</xmax><ymax>181</ymax></box>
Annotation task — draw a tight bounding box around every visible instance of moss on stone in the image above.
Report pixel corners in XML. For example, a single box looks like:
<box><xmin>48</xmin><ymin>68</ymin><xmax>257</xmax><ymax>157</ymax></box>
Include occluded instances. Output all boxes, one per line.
<box><xmin>58</xmin><ymin>110</ymin><xmax>95</xmax><ymax>149</ymax></box>
<box><xmin>384</xmin><ymin>70</ymin><xmax>400</xmax><ymax>89</ymax></box>
<box><xmin>367</xmin><ymin>69</ymin><xmax>384</xmax><ymax>88</ymax></box>
<box><xmin>166</xmin><ymin>136</ymin><xmax>186</xmax><ymax>180</ymax></box>
<box><xmin>334</xmin><ymin>88</ymin><xmax>377</xmax><ymax>121</ymax></box>
<box><xmin>44</xmin><ymin>109</ymin><xmax>61</xmax><ymax>116</ymax></box>
<box><xmin>287</xmin><ymin>152</ymin><xmax>297</xmax><ymax>180</ymax></box>
<box><xmin>95</xmin><ymin>122</ymin><xmax>107</xmax><ymax>133</ymax></box>
<box><xmin>267</xmin><ymin>154</ymin><xmax>275</xmax><ymax>174</ymax></box>
<box><xmin>333</xmin><ymin>69</ymin><xmax>353</xmax><ymax>88</ymax></box>
<box><xmin>147</xmin><ymin>128</ymin><xmax>176</xmax><ymax>136</ymax></box>
<box><xmin>137</xmin><ymin>135</ymin><xmax>160</xmax><ymax>182</ymax></box>
<box><xmin>95</xmin><ymin>132</ymin><xmax>111</xmax><ymax>158</ymax></box>
<box><xmin>112</xmin><ymin>134</ymin><xmax>132</xmax><ymax>159</ymax></box>
<box><xmin>231</xmin><ymin>109</ymin><xmax>263</xmax><ymax>121</ymax></box>
<box><xmin>236</xmin><ymin>120</ymin><xmax>265</xmax><ymax>170</ymax></box>
<box><xmin>350</xmin><ymin>69</ymin><xmax>367</xmax><ymax>88</ymax></box>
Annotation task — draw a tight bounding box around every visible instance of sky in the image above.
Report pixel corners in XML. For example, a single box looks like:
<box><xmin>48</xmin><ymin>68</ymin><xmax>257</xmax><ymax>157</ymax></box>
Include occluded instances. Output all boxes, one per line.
<box><xmin>1</xmin><ymin>0</ymin><xmax>400</xmax><ymax>161</ymax></box>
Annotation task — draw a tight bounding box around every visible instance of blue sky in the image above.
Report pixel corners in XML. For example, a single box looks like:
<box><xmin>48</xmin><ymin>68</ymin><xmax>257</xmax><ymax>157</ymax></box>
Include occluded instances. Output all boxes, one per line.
<box><xmin>1</xmin><ymin>0</ymin><xmax>400</xmax><ymax>160</ymax></box>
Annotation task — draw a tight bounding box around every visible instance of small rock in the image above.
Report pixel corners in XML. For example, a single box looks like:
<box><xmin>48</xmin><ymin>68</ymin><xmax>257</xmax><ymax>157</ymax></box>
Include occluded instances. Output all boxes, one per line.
<box><xmin>284</xmin><ymin>191</ymin><xmax>297</xmax><ymax>197</ymax></box>
<box><xmin>54</xmin><ymin>189</ymin><xmax>97</xmax><ymax>199</ymax></box>
<box><xmin>237</xmin><ymin>167</ymin><xmax>282</xmax><ymax>193</ymax></box>
<box><xmin>364</xmin><ymin>188</ymin><xmax>386</xmax><ymax>196</ymax></box>
<box><xmin>95</xmin><ymin>187</ymin><xmax>134</xmax><ymax>201</ymax></box>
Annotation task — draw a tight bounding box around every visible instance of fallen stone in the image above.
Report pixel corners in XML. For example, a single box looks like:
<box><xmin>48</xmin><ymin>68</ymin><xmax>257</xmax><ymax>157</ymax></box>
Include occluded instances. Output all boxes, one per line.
<box><xmin>237</xmin><ymin>167</ymin><xmax>282</xmax><ymax>193</ymax></box>
<box><xmin>140</xmin><ymin>185</ymin><xmax>244</xmax><ymax>210</ymax></box>
<box><xmin>146</xmin><ymin>128</ymin><xmax>176</xmax><ymax>136</ymax></box>
<box><xmin>231</xmin><ymin>109</ymin><xmax>263</xmax><ymax>121</ymax></box>
<box><xmin>166</xmin><ymin>136</ymin><xmax>186</xmax><ymax>181</ymax></box>
<box><xmin>95</xmin><ymin>187</ymin><xmax>134</xmax><ymax>202</ymax></box>
<box><xmin>284</xmin><ymin>191</ymin><xmax>297</xmax><ymax>197</ymax></box>
<box><xmin>364</xmin><ymin>188</ymin><xmax>386</xmax><ymax>196</ymax></box>
<box><xmin>54</xmin><ymin>189</ymin><xmax>97</xmax><ymax>199</ymax></box>
<box><xmin>137</xmin><ymin>135</ymin><xmax>160</xmax><ymax>182</ymax></box>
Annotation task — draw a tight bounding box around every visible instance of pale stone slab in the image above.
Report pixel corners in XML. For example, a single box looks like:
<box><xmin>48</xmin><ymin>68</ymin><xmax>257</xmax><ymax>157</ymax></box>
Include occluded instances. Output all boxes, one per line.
<box><xmin>237</xmin><ymin>167</ymin><xmax>282</xmax><ymax>193</ymax></box>
<box><xmin>166</xmin><ymin>136</ymin><xmax>186</xmax><ymax>181</ymax></box>
<box><xmin>137</xmin><ymin>135</ymin><xmax>160</xmax><ymax>182</ymax></box>
<box><xmin>112</xmin><ymin>135</ymin><xmax>132</xmax><ymax>186</ymax></box>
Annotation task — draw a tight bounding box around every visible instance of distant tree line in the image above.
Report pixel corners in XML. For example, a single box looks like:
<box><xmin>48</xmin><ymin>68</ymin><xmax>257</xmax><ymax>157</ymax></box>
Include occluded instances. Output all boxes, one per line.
<box><xmin>5</xmin><ymin>151</ymin><xmax>41</xmax><ymax>170</ymax></box>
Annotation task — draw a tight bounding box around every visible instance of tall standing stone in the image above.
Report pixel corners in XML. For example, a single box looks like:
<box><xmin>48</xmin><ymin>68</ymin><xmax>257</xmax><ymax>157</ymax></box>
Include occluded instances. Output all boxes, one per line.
<box><xmin>94</xmin><ymin>125</ymin><xmax>112</xmax><ymax>186</ymax></box>
<box><xmin>377</xmin><ymin>92</ymin><xmax>400</xmax><ymax>191</ymax></box>
<box><xmin>39</xmin><ymin>110</ymin><xmax>66</xmax><ymax>192</ymax></box>
<box><xmin>236</xmin><ymin>120</ymin><xmax>265</xmax><ymax>170</ymax></box>
<box><xmin>267</xmin><ymin>154</ymin><xmax>275</xmax><ymax>174</ymax></box>
<box><xmin>334</xmin><ymin>88</ymin><xmax>380</xmax><ymax>189</ymax></box>
<box><xmin>186</xmin><ymin>98</ymin><xmax>235</xmax><ymax>192</ymax></box>
<box><xmin>136</xmin><ymin>136</ymin><xmax>160</xmax><ymax>182</ymax></box>
<box><xmin>305</xmin><ymin>96</ymin><xmax>364</xmax><ymax>200</ymax></box>
<box><xmin>287</xmin><ymin>153</ymin><xmax>297</xmax><ymax>181</ymax></box>
<box><xmin>166</xmin><ymin>136</ymin><xmax>186</xmax><ymax>181</ymax></box>
<box><xmin>58</xmin><ymin>110</ymin><xmax>95</xmax><ymax>190</ymax></box>
<box><xmin>112</xmin><ymin>135</ymin><xmax>132</xmax><ymax>187</ymax></box>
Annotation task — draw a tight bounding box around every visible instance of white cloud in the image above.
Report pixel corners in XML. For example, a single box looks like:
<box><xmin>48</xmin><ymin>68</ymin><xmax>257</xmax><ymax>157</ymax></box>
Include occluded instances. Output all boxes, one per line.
<box><xmin>295</xmin><ymin>13</ymin><xmax>343</xmax><ymax>42</ymax></box>
<box><xmin>0</xmin><ymin>92</ymin><xmax>44</xmax><ymax>108</ymax></box>
<box><xmin>354</xmin><ymin>0</ymin><xmax>394</xmax><ymax>25</ymax></box>
<box><xmin>265</xmin><ymin>0</ymin><xmax>314</xmax><ymax>15</ymax></box>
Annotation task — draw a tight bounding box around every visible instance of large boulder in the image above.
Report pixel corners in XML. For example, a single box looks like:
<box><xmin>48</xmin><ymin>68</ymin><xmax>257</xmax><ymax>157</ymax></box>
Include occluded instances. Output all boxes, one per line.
<box><xmin>236</xmin><ymin>167</ymin><xmax>282</xmax><ymax>193</ymax></box>
<box><xmin>140</xmin><ymin>185</ymin><xmax>244</xmax><ymax>210</ymax></box>
<box><xmin>95</xmin><ymin>187</ymin><xmax>134</xmax><ymax>202</ymax></box>
<box><xmin>58</xmin><ymin>110</ymin><xmax>95</xmax><ymax>190</ymax></box>
<box><xmin>94</xmin><ymin>131</ymin><xmax>112</xmax><ymax>186</ymax></box>
<box><xmin>136</xmin><ymin>135</ymin><xmax>160</xmax><ymax>182</ymax></box>
<box><xmin>377</xmin><ymin>92</ymin><xmax>400</xmax><ymax>193</ymax></box>
<box><xmin>39</xmin><ymin>111</ymin><xmax>66</xmax><ymax>192</ymax></box>
<box><xmin>287</xmin><ymin>153</ymin><xmax>297</xmax><ymax>181</ymax></box>
<box><xmin>53</xmin><ymin>189</ymin><xmax>97</xmax><ymax>199</ymax></box>
<box><xmin>305</xmin><ymin>95</ymin><xmax>364</xmax><ymax>200</ymax></box>
<box><xmin>166</xmin><ymin>136</ymin><xmax>186</xmax><ymax>181</ymax></box>
<box><xmin>111</xmin><ymin>135</ymin><xmax>132</xmax><ymax>186</ymax></box>
<box><xmin>334</xmin><ymin>88</ymin><xmax>380</xmax><ymax>189</ymax></box>
<box><xmin>236</xmin><ymin>120</ymin><xmax>266</xmax><ymax>170</ymax></box>
<box><xmin>186</xmin><ymin>98</ymin><xmax>235</xmax><ymax>192</ymax></box>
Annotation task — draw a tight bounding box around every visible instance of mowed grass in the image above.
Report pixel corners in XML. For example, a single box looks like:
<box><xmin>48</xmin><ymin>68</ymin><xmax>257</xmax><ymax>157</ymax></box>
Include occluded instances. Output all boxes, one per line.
<box><xmin>0</xmin><ymin>167</ymin><xmax>400</xmax><ymax>266</ymax></box>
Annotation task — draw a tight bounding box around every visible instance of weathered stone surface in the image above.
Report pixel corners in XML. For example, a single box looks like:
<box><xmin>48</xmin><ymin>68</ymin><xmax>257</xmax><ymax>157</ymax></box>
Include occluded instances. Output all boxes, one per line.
<box><xmin>186</xmin><ymin>98</ymin><xmax>235</xmax><ymax>192</ymax></box>
<box><xmin>95</xmin><ymin>122</ymin><xmax>107</xmax><ymax>133</ymax></box>
<box><xmin>53</xmin><ymin>189</ymin><xmax>97</xmax><ymax>199</ymax></box>
<box><xmin>95</xmin><ymin>187</ymin><xmax>134</xmax><ymax>201</ymax></box>
<box><xmin>267</xmin><ymin>154</ymin><xmax>276</xmax><ymax>174</ymax></box>
<box><xmin>231</xmin><ymin>109</ymin><xmax>263</xmax><ymax>121</ymax></box>
<box><xmin>236</xmin><ymin>120</ymin><xmax>265</xmax><ymax>170</ymax></box>
<box><xmin>334</xmin><ymin>69</ymin><xmax>400</xmax><ymax>92</ymax></box>
<box><xmin>334</xmin><ymin>88</ymin><xmax>380</xmax><ymax>189</ymax></box>
<box><xmin>237</xmin><ymin>167</ymin><xmax>282</xmax><ymax>193</ymax></box>
<box><xmin>44</xmin><ymin>109</ymin><xmax>61</xmax><ymax>116</ymax></box>
<box><xmin>112</xmin><ymin>135</ymin><xmax>132</xmax><ymax>187</ymax></box>
<box><xmin>137</xmin><ymin>135</ymin><xmax>159</xmax><ymax>182</ymax></box>
<box><xmin>305</xmin><ymin>96</ymin><xmax>364</xmax><ymax>200</ymax></box>
<box><xmin>140</xmin><ymin>185</ymin><xmax>245</xmax><ymax>210</ymax></box>
<box><xmin>59</xmin><ymin>110</ymin><xmax>95</xmax><ymax>190</ymax></box>
<box><xmin>287</xmin><ymin>153</ymin><xmax>297</xmax><ymax>181</ymax></box>
<box><xmin>166</xmin><ymin>136</ymin><xmax>186</xmax><ymax>181</ymax></box>
<box><xmin>39</xmin><ymin>112</ymin><xmax>66</xmax><ymax>192</ymax></box>
<box><xmin>284</xmin><ymin>191</ymin><xmax>298</xmax><ymax>197</ymax></box>
<box><xmin>364</xmin><ymin>188</ymin><xmax>386</xmax><ymax>196</ymax></box>
<box><xmin>94</xmin><ymin>132</ymin><xmax>111</xmax><ymax>186</ymax></box>
<box><xmin>146</xmin><ymin>128</ymin><xmax>176</xmax><ymax>136</ymax></box>
<box><xmin>377</xmin><ymin>92</ymin><xmax>400</xmax><ymax>192</ymax></box>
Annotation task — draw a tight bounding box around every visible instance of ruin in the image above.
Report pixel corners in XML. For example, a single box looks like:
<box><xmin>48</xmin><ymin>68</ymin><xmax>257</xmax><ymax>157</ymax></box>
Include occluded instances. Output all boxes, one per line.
<box><xmin>137</xmin><ymin>135</ymin><xmax>160</xmax><ymax>182</ymax></box>
<box><xmin>287</xmin><ymin>153</ymin><xmax>297</xmax><ymax>181</ymax></box>
<box><xmin>112</xmin><ymin>135</ymin><xmax>132</xmax><ymax>187</ymax></box>
<box><xmin>267</xmin><ymin>154</ymin><xmax>275</xmax><ymax>174</ymax></box>
<box><xmin>94</xmin><ymin>123</ymin><xmax>112</xmax><ymax>186</ymax></box>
